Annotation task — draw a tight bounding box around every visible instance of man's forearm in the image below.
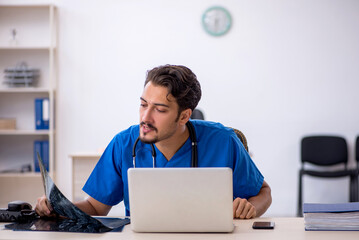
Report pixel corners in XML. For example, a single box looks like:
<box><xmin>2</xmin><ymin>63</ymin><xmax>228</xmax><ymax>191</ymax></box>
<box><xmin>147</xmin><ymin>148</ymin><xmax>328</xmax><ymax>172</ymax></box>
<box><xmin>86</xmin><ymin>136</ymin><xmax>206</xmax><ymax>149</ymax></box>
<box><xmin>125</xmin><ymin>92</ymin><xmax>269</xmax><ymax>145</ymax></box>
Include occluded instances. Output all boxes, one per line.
<box><xmin>74</xmin><ymin>197</ymin><xmax>112</xmax><ymax>216</ymax></box>
<box><xmin>74</xmin><ymin>199</ymin><xmax>99</xmax><ymax>215</ymax></box>
<box><xmin>248</xmin><ymin>181</ymin><xmax>272</xmax><ymax>217</ymax></box>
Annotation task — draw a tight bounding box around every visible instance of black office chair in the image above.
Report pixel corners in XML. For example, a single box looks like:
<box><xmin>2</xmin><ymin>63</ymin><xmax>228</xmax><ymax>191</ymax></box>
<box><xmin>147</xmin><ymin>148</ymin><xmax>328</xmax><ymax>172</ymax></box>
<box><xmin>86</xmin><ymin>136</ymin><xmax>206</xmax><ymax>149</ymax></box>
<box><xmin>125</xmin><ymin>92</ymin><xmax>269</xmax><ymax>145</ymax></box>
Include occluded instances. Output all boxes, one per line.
<box><xmin>190</xmin><ymin>109</ymin><xmax>205</xmax><ymax>120</ymax></box>
<box><xmin>355</xmin><ymin>135</ymin><xmax>359</xmax><ymax>196</ymax></box>
<box><xmin>297</xmin><ymin>136</ymin><xmax>359</xmax><ymax>216</ymax></box>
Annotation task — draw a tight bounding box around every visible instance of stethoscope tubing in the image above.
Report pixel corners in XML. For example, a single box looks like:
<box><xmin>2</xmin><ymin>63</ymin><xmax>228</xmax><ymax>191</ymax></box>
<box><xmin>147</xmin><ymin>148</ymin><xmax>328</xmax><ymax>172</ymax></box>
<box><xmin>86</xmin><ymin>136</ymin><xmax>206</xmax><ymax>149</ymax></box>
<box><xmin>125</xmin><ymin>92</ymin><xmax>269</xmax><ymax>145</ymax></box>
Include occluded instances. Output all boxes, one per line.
<box><xmin>132</xmin><ymin>121</ymin><xmax>197</xmax><ymax>168</ymax></box>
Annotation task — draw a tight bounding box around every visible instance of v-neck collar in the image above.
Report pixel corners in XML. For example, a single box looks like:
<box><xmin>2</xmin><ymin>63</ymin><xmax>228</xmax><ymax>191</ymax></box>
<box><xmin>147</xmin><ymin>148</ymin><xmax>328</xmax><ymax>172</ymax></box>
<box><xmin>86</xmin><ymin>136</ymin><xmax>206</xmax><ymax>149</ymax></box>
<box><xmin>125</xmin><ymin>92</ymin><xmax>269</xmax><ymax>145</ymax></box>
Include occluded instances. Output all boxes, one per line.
<box><xmin>155</xmin><ymin>137</ymin><xmax>192</xmax><ymax>167</ymax></box>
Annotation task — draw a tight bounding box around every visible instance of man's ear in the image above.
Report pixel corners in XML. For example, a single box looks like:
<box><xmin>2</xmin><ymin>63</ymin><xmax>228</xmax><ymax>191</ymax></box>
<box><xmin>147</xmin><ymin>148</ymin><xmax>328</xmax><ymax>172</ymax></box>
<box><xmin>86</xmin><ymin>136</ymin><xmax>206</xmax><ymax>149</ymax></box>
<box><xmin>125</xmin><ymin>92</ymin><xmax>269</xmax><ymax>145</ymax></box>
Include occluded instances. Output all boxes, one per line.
<box><xmin>179</xmin><ymin>109</ymin><xmax>192</xmax><ymax>125</ymax></box>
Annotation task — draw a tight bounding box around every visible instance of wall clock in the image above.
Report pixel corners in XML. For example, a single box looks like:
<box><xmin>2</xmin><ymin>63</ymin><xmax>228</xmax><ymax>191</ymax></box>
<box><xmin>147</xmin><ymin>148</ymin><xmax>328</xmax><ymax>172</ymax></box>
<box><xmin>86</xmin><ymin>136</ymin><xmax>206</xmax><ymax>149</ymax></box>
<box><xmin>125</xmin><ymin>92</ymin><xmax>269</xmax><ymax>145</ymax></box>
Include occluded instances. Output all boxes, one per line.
<box><xmin>202</xmin><ymin>6</ymin><xmax>232</xmax><ymax>37</ymax></box>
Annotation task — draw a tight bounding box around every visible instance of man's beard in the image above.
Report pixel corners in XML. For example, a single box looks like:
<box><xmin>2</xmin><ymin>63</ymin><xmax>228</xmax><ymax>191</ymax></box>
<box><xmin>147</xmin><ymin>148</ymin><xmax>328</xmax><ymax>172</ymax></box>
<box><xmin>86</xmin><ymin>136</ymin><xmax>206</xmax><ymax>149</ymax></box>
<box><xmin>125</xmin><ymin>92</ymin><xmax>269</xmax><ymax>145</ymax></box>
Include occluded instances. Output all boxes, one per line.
<box><xmin>139</xmin><ymin>122</ymin><xmax>158</xmax><ymax>144</ymax></box>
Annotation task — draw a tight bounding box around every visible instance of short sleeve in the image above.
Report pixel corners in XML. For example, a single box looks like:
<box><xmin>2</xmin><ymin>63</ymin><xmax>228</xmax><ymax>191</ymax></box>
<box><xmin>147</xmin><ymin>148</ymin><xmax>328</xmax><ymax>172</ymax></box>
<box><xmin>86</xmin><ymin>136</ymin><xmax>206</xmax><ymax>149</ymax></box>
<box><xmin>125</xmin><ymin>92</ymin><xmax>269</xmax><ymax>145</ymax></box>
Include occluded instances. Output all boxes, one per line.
<box><xmin>230</xmin><ymin>133</ymin><xmax>264</xmax><ymax>199</ymax></box>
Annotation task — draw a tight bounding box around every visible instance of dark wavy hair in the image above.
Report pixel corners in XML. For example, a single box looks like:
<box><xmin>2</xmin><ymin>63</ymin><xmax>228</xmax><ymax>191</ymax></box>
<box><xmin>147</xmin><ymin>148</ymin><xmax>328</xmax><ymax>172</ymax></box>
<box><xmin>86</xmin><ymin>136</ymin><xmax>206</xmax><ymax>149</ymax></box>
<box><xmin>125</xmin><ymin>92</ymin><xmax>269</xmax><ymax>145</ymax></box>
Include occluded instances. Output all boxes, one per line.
<box><xmin>144</xmin><ymin>65</ymin><xmax>202</xmax><ymax>114</ymax></box>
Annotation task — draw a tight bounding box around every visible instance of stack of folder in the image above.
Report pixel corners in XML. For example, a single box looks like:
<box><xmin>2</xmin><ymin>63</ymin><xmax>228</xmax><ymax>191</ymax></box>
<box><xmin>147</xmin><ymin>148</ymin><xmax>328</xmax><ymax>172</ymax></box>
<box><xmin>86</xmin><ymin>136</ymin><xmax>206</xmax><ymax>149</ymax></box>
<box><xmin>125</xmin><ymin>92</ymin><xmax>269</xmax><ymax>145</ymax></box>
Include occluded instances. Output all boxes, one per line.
<box><xmin>303</xmin><ymin>202</ymin><xmax>359</xmax><ymax>231</ymax></box>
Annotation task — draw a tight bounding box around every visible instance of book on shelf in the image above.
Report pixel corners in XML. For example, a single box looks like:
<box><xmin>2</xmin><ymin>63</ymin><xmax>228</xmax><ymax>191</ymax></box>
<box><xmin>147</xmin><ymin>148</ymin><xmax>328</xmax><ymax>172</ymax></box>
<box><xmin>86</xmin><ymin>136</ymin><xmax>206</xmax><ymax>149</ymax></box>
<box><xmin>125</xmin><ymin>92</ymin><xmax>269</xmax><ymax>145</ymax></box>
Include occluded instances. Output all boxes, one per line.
<box><xmin>35</xmin><ymin>98</ymin><xmax>49</xmax><ymax>130</ymax></box>
<box><xmin>0</xmin><ymin>118</ymin><xmax>16</xmax><ymax>130</ymax></box>
<box><xmin>303</xmin><ymin>202</ymin><xmax>359</xmax><ymax>231</ymax></box>
<box><xmin>34</xmin><ymin>140</ymin><xmax>49</xmax><ymax>172</ymax></box>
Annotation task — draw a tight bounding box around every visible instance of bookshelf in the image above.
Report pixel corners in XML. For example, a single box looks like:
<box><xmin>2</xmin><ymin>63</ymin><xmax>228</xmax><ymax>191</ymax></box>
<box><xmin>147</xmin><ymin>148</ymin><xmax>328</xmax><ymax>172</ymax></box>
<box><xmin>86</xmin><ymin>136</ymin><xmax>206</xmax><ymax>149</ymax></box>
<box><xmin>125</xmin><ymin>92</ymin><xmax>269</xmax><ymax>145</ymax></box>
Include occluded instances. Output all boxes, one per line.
<box><xmin>0</xmin><ymin>5</ymin><xmax>57</xmax><ymax>207</ymax></box>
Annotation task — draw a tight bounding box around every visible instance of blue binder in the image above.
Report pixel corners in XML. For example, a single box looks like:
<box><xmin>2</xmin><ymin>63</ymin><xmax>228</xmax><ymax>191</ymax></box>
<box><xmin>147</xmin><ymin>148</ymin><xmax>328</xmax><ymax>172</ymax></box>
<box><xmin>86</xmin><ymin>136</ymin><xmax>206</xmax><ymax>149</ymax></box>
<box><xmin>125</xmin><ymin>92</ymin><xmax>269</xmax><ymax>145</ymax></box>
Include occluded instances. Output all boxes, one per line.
<box><xmin>34</xmin><ymin>141</ymin><xmax>42</xmax><ymax>172</ymax></box>
<box><xmin>34</xmin><ymin>140</ymin><xmax>49</xmax><ymax>172</ymax></box>
<box><xmin>35</xmin><ymin>99</ymin><xmax>43</xmax><ymax>130</ymax></box>
<box><xmin>42</xmin><ymin>140</ymin><xmax>49</xmax><ymax>171</ymax></box>
<box><xmin>303</xmin><ymin>202</ymin><xmax>359</xmax><ymax>213</ymax></box>
<box><xmin>42</xmin><ymin>98</ymin><xmax>49</xmax><ymax>129</ymax></box>
<box><xmin>35</xmin><ymin>98</ymin><xmax>49</xmax><ymax>130</ymax></box>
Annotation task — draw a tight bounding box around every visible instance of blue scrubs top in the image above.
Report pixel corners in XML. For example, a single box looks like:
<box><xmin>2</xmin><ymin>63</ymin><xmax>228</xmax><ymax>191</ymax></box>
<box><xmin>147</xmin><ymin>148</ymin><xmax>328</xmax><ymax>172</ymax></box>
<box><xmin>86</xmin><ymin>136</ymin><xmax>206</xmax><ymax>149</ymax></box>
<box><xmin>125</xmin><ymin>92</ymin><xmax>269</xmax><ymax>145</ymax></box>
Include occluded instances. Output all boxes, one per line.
<box><xmin>83</xmin><ymin>120</ymin><xmax>264</xmax><ymax>216</ymax></box>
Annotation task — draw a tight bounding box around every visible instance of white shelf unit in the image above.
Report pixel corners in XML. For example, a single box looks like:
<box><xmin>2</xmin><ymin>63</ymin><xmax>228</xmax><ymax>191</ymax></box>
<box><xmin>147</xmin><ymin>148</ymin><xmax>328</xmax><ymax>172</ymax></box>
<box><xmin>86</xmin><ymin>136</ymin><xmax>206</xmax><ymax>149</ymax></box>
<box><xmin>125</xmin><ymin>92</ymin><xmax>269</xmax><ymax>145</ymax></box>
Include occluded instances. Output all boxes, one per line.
<box><xmin>70</xmin><ymin>153</ymin><xmax>101</xmax><ymax>202</ymax></box>
<box><xmin>70</xmin><ymin>153</ymin><xmax>125</xmax><ymax>216</ymax></box>
<box><xmin>0</xmin><ymin>5</ymin><xmax>57</xmax><ymax>207</ymax></box>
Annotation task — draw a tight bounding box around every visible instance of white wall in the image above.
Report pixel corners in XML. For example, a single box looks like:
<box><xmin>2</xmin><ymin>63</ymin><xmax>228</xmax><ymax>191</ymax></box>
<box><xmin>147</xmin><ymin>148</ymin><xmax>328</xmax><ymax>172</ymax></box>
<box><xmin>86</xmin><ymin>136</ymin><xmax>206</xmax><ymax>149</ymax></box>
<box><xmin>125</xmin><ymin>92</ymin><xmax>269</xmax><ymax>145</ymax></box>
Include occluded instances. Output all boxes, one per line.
<box><xmin>4</xmin><ymin>0</ymin><xmax>359</xmax><ymax>217</ymax></box>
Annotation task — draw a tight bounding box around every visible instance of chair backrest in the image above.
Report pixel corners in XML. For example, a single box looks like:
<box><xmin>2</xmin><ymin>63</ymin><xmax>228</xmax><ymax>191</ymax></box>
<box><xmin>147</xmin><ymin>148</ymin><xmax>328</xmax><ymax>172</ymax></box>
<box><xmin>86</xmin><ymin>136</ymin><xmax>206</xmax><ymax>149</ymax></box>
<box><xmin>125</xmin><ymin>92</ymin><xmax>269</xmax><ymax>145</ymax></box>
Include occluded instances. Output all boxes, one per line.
<box><xmin>356</xmin><ymin>136</ymin><xmax>359</xmax><ymax>162</ymax></box>
<box><xmin>190</xmin><ymin>109</ymin><xmax>204</xmax><ymax>120</ymax></box>
<box><xmin>230</xmin><ymin>128</ymin><xmax>249</xmax><ymax>152</ymax></box>
<box><xmin>301</xmin><ymin>136</ymin><xmax>348</xmax><ymax>166</ymax></box>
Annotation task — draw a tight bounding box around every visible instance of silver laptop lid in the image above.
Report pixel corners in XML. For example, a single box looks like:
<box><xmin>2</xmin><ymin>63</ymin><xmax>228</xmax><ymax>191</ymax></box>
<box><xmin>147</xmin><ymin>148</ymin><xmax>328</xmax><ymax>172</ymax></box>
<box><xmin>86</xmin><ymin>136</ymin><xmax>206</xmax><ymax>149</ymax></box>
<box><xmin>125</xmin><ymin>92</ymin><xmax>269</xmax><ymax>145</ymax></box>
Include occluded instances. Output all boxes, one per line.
<box><xmin>128</xmin><ymin>167</ymin><xmax>234</xmax><ymax>232</ymax></box>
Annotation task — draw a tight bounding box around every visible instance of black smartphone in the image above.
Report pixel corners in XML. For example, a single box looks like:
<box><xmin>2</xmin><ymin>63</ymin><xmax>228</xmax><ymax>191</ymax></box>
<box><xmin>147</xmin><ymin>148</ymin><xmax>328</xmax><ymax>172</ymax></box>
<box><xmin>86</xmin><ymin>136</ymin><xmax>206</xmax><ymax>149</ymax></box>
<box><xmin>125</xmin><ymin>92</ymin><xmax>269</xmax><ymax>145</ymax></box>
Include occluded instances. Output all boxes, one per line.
<box><xmin>252</xmin><ymin>221</ymin><xmax>275</xmax><ymax>229</ymax></box>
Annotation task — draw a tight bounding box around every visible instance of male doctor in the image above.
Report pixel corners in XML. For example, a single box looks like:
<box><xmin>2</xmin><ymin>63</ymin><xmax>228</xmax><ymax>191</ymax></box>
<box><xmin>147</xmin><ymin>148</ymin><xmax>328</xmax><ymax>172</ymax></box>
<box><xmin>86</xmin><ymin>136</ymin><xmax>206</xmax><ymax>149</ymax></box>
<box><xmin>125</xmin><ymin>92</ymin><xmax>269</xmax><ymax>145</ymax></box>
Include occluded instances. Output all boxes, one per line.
<box><xmin>36</xmin><ymin>64</ymin><xmax>272</xmax><ymax>219</ymax></box>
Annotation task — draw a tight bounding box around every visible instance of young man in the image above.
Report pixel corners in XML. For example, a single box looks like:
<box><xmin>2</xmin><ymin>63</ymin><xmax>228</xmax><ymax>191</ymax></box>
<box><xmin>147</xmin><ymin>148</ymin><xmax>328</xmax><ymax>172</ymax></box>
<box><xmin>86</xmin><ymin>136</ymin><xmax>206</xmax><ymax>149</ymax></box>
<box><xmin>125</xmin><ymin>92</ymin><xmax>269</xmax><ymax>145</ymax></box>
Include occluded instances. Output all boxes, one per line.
<box><xmin>36</xmin><ymin>65</ymin><xmax>271</xmax><ymax>219</ymax></box>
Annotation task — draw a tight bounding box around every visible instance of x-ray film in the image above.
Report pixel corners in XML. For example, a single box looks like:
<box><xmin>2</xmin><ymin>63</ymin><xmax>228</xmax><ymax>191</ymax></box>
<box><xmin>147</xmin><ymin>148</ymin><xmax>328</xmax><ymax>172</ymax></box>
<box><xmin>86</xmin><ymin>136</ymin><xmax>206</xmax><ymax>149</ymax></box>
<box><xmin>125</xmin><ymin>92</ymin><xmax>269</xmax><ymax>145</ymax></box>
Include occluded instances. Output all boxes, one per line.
<box><xmin>5</xmin><ymin>153</ymin><xmax>130</xmax><ymax>233</ymax></box>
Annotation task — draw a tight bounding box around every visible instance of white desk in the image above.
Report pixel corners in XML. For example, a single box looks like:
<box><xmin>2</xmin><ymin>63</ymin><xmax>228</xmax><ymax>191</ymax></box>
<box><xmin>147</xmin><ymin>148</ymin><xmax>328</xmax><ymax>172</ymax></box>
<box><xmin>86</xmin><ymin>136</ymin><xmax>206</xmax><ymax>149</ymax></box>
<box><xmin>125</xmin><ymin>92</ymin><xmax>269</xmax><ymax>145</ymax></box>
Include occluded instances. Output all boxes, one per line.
<box><xmin>1</xmin><ymin>217</ymin><xmax>358</xmax><ymax>240</ymax></box>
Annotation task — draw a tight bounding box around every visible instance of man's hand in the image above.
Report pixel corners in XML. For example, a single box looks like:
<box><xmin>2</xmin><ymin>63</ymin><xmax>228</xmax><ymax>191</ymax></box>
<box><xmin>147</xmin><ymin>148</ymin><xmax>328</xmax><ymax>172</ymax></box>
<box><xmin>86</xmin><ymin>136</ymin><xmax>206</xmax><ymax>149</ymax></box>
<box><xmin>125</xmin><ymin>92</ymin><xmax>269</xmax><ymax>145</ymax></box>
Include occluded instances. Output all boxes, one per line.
<box><xmin>35</xmin><ymin>195</ymin><xmax>57</xmax><ymax>218</ymax></box>
<box><xmin>233</xmin><ymin>197</ymin><xmax>257</xmax><ymax>219</ymax></box>
<box><xmin>35</xmin><ymin>195</ymin><xmax>111</xmax><ymax>218</ymax></box>
<box><xmin>233</xmin><ymin>180</ymin><xmax>272</xmax><ymax>219</ymax></box>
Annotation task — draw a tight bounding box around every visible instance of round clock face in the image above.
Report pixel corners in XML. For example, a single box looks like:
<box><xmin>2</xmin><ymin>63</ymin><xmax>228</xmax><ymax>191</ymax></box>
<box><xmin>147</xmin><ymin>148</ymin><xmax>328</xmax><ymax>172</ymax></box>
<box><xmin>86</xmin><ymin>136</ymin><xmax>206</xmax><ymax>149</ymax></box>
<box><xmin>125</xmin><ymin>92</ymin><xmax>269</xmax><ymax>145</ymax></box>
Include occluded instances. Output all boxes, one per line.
<box><xmin>202</xmin><ymin>6</ymin><xmax>232</xmax><ymax>36</ymax></box>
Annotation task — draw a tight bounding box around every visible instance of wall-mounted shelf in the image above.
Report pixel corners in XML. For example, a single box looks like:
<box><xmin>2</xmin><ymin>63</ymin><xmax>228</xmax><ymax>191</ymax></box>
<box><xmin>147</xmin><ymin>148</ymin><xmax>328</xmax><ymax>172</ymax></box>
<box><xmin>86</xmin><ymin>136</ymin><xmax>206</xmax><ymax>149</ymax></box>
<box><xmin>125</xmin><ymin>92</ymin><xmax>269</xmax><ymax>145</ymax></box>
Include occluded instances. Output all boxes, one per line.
<box><xmin>0</xmin><ymin>129</ymin><xmax>52</xmax><ymax>135</ymax></box>
<box><xmin>0</xmin><ymin>88</ymin><xmax>51</xmax><ymax>93</ymax></box>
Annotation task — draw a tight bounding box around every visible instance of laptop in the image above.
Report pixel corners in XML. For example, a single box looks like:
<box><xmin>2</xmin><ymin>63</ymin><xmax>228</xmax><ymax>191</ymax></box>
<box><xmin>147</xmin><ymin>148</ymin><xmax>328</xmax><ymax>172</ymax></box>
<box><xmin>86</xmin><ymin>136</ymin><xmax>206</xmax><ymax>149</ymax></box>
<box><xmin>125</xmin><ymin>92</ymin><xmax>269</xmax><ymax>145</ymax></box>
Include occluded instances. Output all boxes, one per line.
<box><xmin>127</xmin><ymin>167</ymin><xmax>234</xmax><ymax>233</ymax></box>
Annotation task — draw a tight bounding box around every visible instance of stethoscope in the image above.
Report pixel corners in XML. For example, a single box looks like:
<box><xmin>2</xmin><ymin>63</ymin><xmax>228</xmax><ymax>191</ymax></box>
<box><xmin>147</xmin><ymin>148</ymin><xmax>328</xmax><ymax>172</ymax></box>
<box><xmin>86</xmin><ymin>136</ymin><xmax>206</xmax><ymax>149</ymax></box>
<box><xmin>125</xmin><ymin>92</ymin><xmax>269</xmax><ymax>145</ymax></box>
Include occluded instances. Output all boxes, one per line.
<box><xmin>132</xmin><ymin>121</ymin><xmax>198</xmax><ymax>168</ymax></box>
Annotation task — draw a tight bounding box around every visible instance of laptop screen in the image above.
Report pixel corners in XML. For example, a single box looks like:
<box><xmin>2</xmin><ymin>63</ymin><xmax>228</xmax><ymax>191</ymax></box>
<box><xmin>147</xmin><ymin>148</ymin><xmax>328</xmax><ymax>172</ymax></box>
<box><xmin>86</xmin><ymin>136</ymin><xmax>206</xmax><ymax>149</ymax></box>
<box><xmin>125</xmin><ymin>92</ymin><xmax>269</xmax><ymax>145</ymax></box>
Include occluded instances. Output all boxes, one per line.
<box><xmin>128</xmin><ymin>167</ymin><xmax>234</xmax><ymax>232</ymax></box>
